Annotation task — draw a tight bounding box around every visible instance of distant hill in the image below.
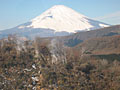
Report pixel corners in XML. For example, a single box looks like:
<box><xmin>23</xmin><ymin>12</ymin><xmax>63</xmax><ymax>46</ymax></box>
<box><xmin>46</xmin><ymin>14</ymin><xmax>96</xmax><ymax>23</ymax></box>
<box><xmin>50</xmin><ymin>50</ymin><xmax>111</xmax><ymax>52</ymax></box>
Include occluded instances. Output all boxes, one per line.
<box><xmin>75</xmin><ymin>35</ymin><xmax>120</xmax><ymax>55</ymax></box>
<box><xmin>64</xmin><ymin>25</ymin><xmax>120</xmax><ymax>47</ymax></box>
<box><xmin>0</xmin><ymin>27</ymin><xmax>70</xmax><ymax>39</ymax></box>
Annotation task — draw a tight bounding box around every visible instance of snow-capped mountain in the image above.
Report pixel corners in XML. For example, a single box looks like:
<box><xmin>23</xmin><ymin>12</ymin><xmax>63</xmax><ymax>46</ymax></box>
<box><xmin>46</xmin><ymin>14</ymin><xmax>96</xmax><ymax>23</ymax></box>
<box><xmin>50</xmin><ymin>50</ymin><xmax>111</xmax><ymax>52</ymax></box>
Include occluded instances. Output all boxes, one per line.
<box><xmin>0</xmin><ymin>5</ymin><xmax>109</xmax><ymax>39</ymax></box>
<box><xmin>20</xmin><ymin>5</ymin><xmax>109</xmax><ymax>32</ymax></box>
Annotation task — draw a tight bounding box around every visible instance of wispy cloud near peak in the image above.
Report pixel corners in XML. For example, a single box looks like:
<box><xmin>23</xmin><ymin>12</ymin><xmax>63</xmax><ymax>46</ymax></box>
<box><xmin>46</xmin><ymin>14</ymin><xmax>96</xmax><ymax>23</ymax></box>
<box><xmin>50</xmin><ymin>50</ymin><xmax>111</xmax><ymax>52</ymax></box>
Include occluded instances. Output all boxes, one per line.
<box><xmin>95</xmin><ymin>11</ymin><xmax>120</xmax><ymax>20</ymax></box>
<box><xmin>94</xmin><ymin>11</ymin><xmax>120</xmax><ymax>25</ymax></box>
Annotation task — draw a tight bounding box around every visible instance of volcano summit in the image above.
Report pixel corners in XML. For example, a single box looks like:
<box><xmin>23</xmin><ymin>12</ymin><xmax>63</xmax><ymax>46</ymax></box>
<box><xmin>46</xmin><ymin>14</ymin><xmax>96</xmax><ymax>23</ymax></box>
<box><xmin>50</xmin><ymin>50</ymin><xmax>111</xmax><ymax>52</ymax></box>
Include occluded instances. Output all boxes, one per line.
<box><xmin>0</xmin><ymin>5</ymin><xmax>109</xmax><ymax>38</ymax></box>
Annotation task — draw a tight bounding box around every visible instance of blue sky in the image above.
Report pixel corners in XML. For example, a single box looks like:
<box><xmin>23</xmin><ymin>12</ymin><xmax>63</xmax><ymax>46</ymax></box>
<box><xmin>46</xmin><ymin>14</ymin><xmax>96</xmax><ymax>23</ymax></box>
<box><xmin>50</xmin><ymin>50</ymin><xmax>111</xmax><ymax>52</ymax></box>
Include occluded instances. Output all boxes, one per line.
<box><xmin>0</xmin><ymin>0</ymin><xmax>120</xmax><ymax>30</ymax></box>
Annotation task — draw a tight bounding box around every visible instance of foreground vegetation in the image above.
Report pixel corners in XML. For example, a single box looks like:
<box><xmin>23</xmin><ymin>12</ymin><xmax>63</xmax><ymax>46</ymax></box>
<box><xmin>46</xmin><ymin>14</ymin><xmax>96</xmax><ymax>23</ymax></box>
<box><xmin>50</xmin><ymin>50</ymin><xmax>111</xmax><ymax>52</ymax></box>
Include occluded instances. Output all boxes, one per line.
<box><xmin>0</xmin><ymin>36</ymin><xmax>120</xmax><ymax>90</ymax></box>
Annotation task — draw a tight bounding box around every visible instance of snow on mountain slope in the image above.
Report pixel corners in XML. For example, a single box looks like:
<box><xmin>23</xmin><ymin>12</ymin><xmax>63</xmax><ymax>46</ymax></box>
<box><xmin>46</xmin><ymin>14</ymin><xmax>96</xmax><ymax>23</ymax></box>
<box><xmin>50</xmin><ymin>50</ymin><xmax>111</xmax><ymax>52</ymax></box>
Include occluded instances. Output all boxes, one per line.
<box><xmin>21</xmin><ymin>5</ymin><xmax>109</xmax><ymax>33</ymax></box>
<box><xmin>0</xmin><ymin>5</ymin><xmax>110</xmax><ymax>39</ymax></box>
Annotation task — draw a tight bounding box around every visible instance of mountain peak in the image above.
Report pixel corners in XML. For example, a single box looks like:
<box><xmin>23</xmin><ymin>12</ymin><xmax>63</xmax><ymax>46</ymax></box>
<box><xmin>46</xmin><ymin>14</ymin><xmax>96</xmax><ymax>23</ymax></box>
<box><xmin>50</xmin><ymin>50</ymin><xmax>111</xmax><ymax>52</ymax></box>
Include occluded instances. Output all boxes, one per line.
<box><xmin>20</xmin><ymin>5</ymin><xmax>109</xmax><ymax>33</ymax></box>
<box><xmin>48</xmin><ymin>5</ymin><xmax>77</xmax><ymax>11</ymax></box>
<box><xmin>50</xmin><ymin>5</ymin><xmax>68</xmax><ymax>8</ymax></box>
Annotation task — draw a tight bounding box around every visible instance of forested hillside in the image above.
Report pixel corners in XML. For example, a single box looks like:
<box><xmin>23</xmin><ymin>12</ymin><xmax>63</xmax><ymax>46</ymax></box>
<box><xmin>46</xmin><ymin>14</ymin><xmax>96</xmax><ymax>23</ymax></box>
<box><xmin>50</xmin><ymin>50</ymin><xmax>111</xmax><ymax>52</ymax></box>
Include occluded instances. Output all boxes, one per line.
<box><xmin>75</xmin><ymin>35</ymin><xmax>120</xmax><ymax>55</ymax></box>
<box><xmin>0</xmin><ymin>36</ymin><xmax>120</xmax><ymax>90</ymax></box>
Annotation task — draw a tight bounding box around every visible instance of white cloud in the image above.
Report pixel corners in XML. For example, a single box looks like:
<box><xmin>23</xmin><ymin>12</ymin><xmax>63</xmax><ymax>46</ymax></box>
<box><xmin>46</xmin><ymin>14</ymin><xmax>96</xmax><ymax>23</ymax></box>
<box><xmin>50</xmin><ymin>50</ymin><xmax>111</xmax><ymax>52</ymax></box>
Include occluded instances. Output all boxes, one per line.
<box><xmin>95</xmin><ymin>11</ymin><xmax>120</xmax><ymax>19</ymax></box>
<box><xmin>94</xmin><ymin>11</ymin><xmax>120</xmax><ymax>25</ymax></box>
